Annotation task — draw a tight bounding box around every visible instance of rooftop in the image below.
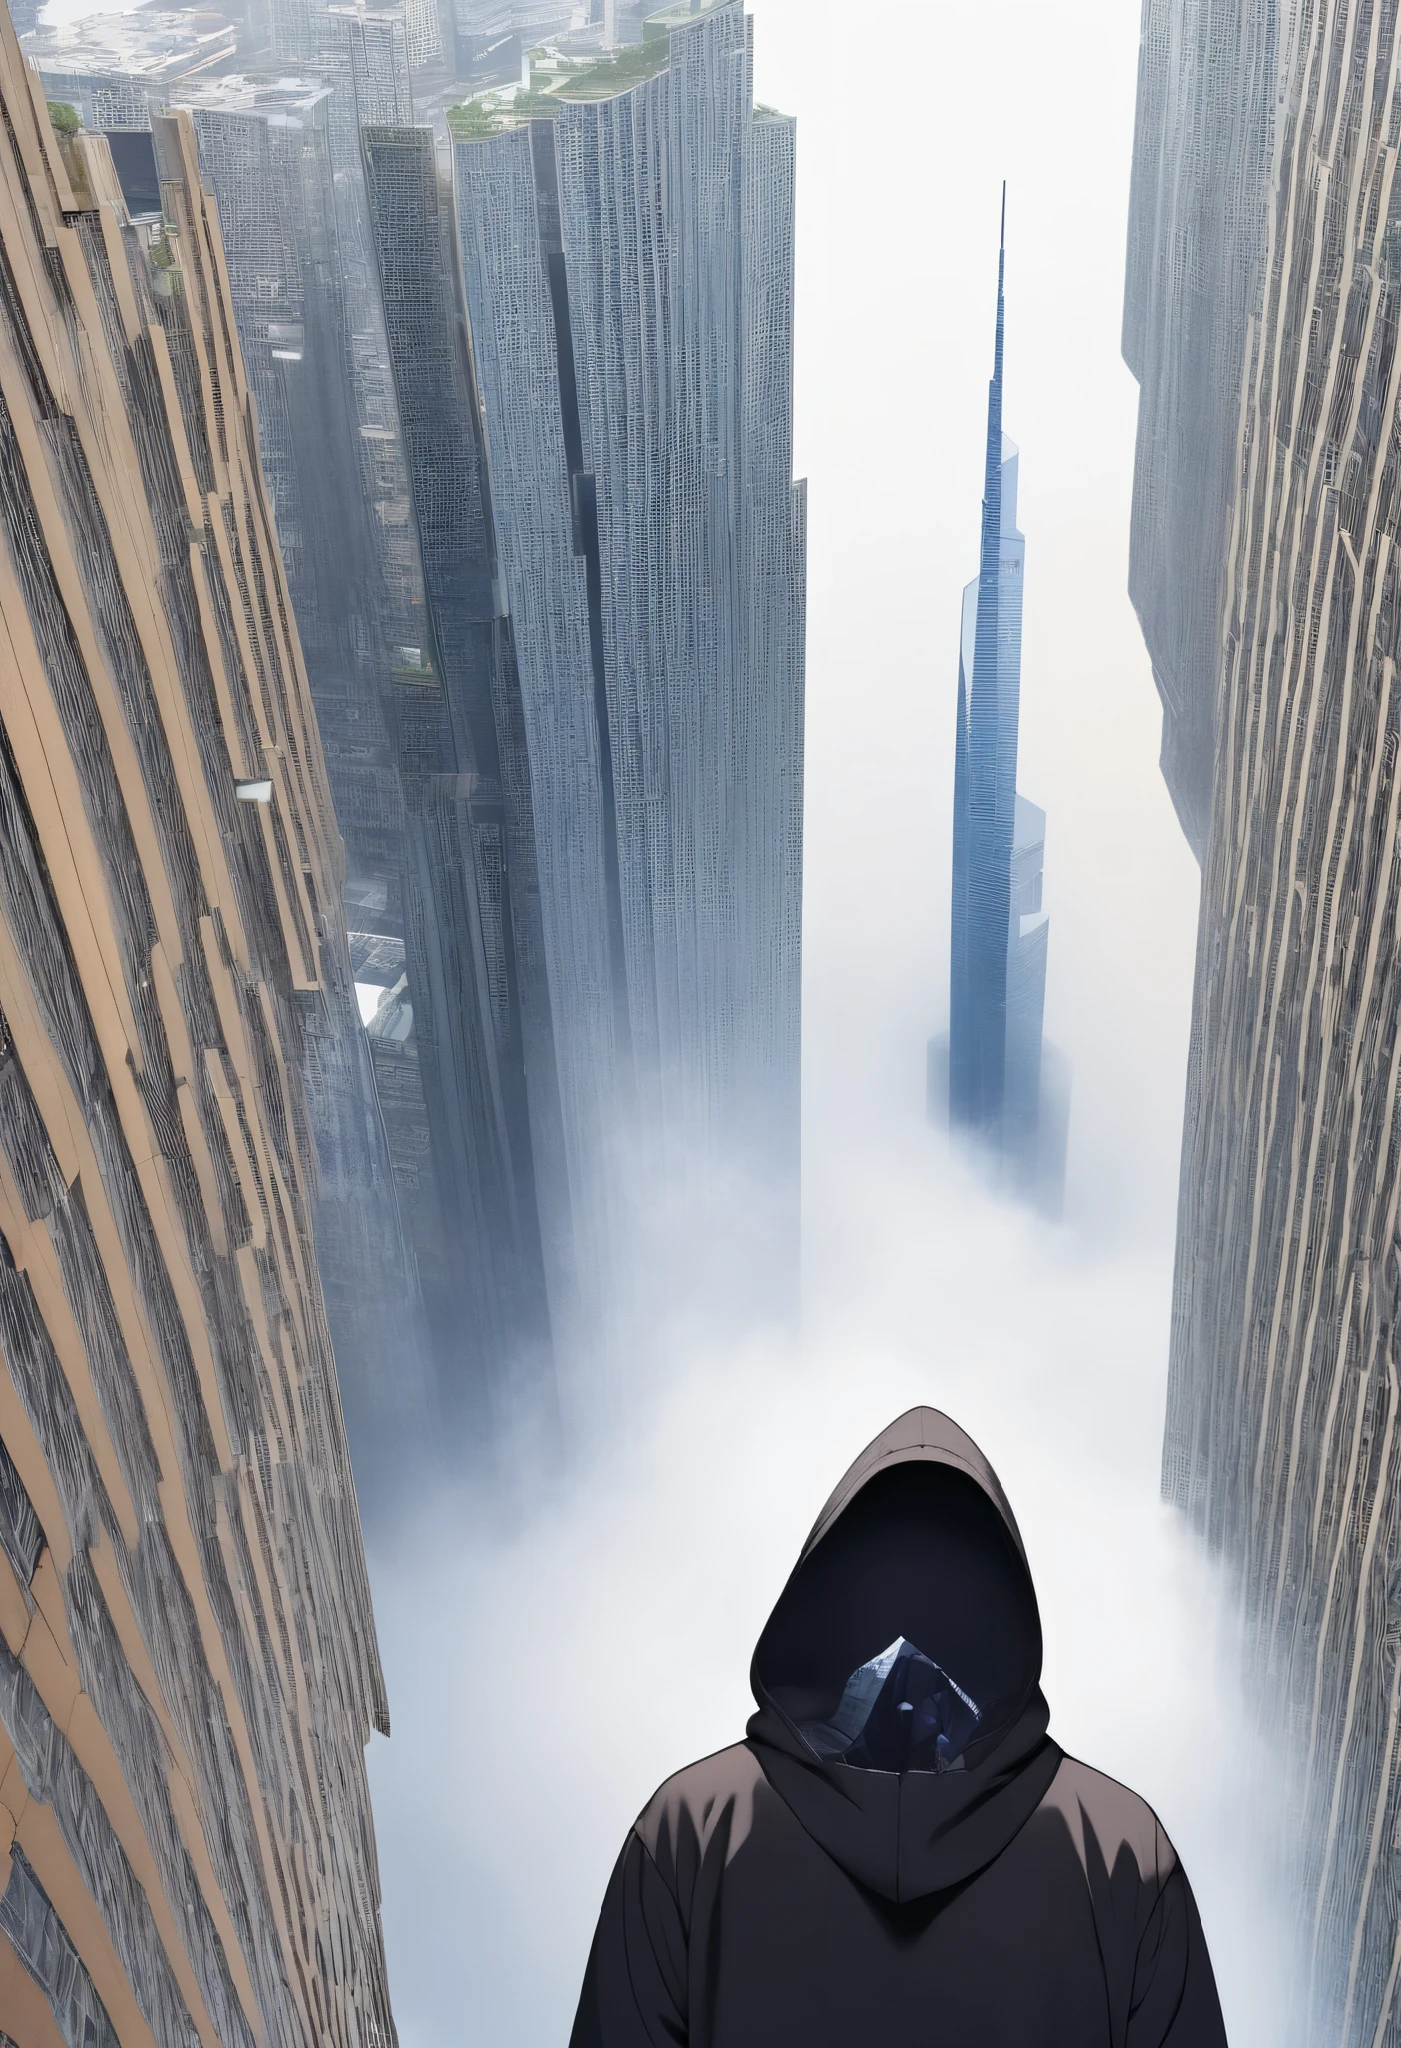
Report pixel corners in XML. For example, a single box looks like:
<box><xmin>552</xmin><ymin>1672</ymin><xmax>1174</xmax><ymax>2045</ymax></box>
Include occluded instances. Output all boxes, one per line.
<box><xmin>640</xmin><ymin>0</ymin><xmax>725</xmax><ymax>40</ymax></box>
<box><xmin>447</xmin><ymin>0</ymin><xmax>731</xmax><ymax>139</ymax></box>
<box><xmin>28</xmin><ymin>5</ymin><xmax>237</xmax><ymax>82</ymax></box>
<box><xmin>169</xmin><ymin>70</ymin><xmax>332</xmax><ymax>115</ymax></box>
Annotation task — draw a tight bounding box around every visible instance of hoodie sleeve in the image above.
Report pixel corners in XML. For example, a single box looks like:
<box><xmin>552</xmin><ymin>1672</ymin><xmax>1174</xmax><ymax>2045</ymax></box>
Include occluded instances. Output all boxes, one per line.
<box><xmin>568</xmin><ymin>1830</ymin><xmax>689</xmax><ymax>2048</ymax></box>
<box><xmin>1042</xmin><ymin>1761</ymin><xmax>1228</xmax><ymax>2047</ymax></box>
<box><xmin>1128</xmin><ymin>1861</ymin><xmax>1228</xmax><ymax>2046</ymax></box>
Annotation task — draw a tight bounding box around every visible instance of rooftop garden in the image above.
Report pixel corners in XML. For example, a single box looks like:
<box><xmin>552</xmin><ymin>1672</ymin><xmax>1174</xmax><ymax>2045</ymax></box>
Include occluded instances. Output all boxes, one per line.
<box><xmin>447</xmin><ymin>28</ymin><xmax>676</xmax><ymax>137</ymax></box>
<box><xmin>447</xmin><ymin>89</ymin><xmax>564</xmax><ymax>137</ymax></box>
<box><xmin>557</xmin><ymin>36</ymin><xmax>671</xmax><ymax>97</ymax></box>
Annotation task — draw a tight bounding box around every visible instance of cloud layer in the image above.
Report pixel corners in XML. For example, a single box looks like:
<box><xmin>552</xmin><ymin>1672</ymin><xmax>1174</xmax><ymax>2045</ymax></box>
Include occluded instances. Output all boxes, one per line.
<box><xmin>366</xmin><ymin>1125</ymin><xmax>1291</xmax><ymax>2043</ymax></box>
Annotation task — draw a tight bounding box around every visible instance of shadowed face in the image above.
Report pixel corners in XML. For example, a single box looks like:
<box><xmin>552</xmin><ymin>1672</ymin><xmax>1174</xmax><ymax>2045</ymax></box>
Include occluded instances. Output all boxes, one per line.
<box><xmin>754</xmin><ymin>1461</ymin><xmax>1042</xmax><ymax>1742</ymax></box>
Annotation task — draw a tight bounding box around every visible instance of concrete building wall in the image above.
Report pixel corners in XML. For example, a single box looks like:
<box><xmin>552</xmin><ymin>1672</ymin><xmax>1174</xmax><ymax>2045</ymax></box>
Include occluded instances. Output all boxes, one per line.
<box><xmin>1122</xmin><ymin>0</ymin><xmax>1283</xmax><ymax>857</ymax></box>
<box><xmin>454</xmin><ymin>0</ymin><xmax>804</xmax><ymax>1309</ymax></box>
<box><xmin>0</xmin><ymin>40</ymin><xmax>394</xmax><ymax>2047</ymax></box>
<box><xmin>741</xmin><ymin>105</ymin><xmax>804</xmax><ymax>1194</ymax></box>
<box><xmin>181</xmin><ymin>80</ymin><xmax>436</xmax><ymax>1486</ymax></box>
<box><xmin>1127</xmin><ymin>0</ymin><xmax>1401</xmax><ymax>2035</ymax></box>
<box><xmin>359</xmin><ymin>123</ymin><xmax>563</xmax><ymax>1421</ymax></box>
<box><xmin>454</xmin><ymin>117</ymin><xmax>624</xmax><ymax>1302</ymax></box>
<box><xmin>189</xmin><ymin>69</ymin><xmax>566</xmax><ymax>1447</ymax></box>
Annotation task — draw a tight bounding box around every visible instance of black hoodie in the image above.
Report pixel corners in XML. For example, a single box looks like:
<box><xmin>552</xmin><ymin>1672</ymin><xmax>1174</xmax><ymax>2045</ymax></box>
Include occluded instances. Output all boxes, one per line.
<box><xmin>569</xmin><ymin>1408</ymin><xmax>1228</xmax><ymax>2046</ymax></box>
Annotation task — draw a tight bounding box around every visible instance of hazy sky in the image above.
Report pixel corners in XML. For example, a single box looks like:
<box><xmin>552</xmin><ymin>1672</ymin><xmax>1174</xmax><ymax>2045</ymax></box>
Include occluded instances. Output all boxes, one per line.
<box><xmin>364</xmin><ymin>4</ymin><xmax>1288</xmax><ymax>2045</ymax></box>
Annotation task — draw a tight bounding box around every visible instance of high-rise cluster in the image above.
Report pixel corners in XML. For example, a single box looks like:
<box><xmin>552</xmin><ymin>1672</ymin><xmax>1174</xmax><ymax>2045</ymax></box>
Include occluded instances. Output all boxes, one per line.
<box><xmin>28</xmin><ymin>0</ymin><xmax>805</xmax><ymax>1457</ymax></box>
<box><xmin>0</xmin><ymin>26</ymin><xmax>392</xmax><ymax>2045</ymax></box>
<box><xmin>306</xmin><ymin>0</ymin><xmax>804</xmax><ymax>1402</ymax></box>
<box><xmin>1127</xmin><ymin>2</ymin><xmax>1401</xmax><ymax>2037</ymax></box>
<box><xmin>938</xmin><ymin>225</ymin><xmax>1067</xmax><ymax>1214</ymax></box>
<box><xmin>0</xmin><ymin>0</ymin><xmax>803</xmax><ymax>2033</ymax></box>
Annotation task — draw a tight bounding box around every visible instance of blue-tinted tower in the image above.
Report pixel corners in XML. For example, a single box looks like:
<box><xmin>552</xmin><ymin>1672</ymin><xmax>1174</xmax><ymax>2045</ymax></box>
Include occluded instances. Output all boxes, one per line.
<box><xmin>945</xmin><ymin>203</ymin><xmax>1068</xmax><ymax>1209</ymax></box>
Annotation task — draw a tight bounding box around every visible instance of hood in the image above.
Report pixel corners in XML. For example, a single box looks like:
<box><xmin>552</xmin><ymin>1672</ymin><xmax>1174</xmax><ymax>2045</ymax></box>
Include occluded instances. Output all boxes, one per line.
<box><xmin>746</xmin><ymin>1407</ymin><xmax>1061</xmax><ymax>1902</ymax></box>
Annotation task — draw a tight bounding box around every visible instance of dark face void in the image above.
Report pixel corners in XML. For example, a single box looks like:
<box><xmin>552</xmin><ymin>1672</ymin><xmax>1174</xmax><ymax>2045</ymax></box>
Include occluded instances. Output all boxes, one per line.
<box><xmin>755</xmin><ymin>1461</ymin><xmax>1042</xmax><ymax>1773</ymax></box>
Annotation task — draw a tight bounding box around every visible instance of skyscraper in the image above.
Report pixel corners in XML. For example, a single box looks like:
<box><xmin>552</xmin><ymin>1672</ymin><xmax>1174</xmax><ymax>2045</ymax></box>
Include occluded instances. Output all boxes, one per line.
<box><xmin>0</xmin><ymin>36</ymin><xmax>393</xmax><ymax>2044</ymax></box>
<box><xmin>452</xmin><ymin>0</ymin><xmax>806</xmax><ymax>1302</ymax></box>
<box><xmin>174</xmin><ymin>58</ymin><xmax>551</xmax><ymax>1443</ymax></box>
<box><xmin>1123</xmin><ymin>0</ymin><xmax>1280</xmax><ymax>860</ymax></box>
<box><xmin>169</xmin><ymin>68</ymin><xmax>440</xmax><ymax>1479</ymax></box>
<box><xmin>361</xmin><ymin>121</ymin><xmax>561</xmax><ymax>1411</ymax></box>
<box><xmin>25</xmin><ymin>38</ymin><xmax>434</xmax><ymax>1503</ymax></box>
<box><xmin>1126</xmin><ymin>2</ymin><xmax>1401</xmax><ymax>2036</ymax></box>
<box><xmin>61</xmin><ymin>0</ymin><xmax>805</xmax><ymax>1418</ymax></box>
<box><xmin>942</xmin><ymin>218</ymin><xmax>1066</xmax><ymax>1211</ymax></box>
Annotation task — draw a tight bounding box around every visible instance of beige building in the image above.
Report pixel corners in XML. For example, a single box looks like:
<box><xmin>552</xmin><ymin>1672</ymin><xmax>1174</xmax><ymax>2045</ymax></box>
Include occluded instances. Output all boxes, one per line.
<box><xmin>0</xmin><ymin>18</ymin><xmax>393</xmax><ymax>2048</ymax></box>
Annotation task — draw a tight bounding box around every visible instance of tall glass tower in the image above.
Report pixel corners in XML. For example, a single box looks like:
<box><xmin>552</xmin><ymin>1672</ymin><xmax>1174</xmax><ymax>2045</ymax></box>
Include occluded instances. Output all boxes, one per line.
<box><xmin>454</xmin><ymin>0</ymin><xmax>805</xmax><ymax>1312</ymax></box>
<box><xmin>943</xmin><ymin>207</ymin><xmax>1067</xmax><ymax>1209</ymax></box>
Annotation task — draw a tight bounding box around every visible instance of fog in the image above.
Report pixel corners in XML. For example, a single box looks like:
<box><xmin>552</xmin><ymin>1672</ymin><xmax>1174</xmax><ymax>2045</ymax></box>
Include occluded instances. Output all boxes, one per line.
<box><xmin>360</xmin><ymin>2</ymin><xmax>1292</xmax><ymax>2042</ymax></box>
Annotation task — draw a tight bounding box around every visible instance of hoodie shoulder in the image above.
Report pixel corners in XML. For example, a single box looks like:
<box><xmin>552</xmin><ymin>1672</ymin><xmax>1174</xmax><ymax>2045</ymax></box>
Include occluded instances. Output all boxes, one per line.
<box><xmin>634</xmin><ymin>1743</ymin><xmax>765</xmax><ymax>1888</ymax></box>
<box><xmin>1038</xmin><ymin>1754</ymin><xmax>1178</xmax><ymax>1892</ymax></box>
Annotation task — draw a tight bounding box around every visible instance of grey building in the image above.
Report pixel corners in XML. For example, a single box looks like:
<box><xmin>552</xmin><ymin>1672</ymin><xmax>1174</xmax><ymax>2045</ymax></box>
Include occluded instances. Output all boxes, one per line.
<box><xmin>55</xmin><ymin>44</ymin><xmax>556</xmax><ymax>1452</ymax></box>
<box><xmin>175</xmin><ymin>72</ymin><xmax>440</xmax><ymax>1495</ymax></box>
<box><xmin>40</xmin><ymin>58</ymin><xmax>440</xmax><ymax>1508</ymax></box>
<box><xmin>176</xmin><ymin>69</ymin><xmax>560</xmax><ymax>1444</ymax></box>
<box><xmin>362</xmin><ymin>125</ymin><xmax>567</xmax><ymax>1373</ymax></box>
<box><xmin>168</xmin><ymin>72</ymin><xmax>418</xmax><ymax>908</ymax></box>
<box><xmin>266</xmin><ymin>0</ymin><xmax>414</xmax><ymax>90</ymax></box>
<box><xmin>402</xmin><ymin>0</ymin><xmax>440</xmax><ymax>69</ymax></box>
<box><xmin>321</xmin><ymin>0</ymin><xmax>413</xmax><ymax>144</ymax></box>
<box><xmin>27</xmin><ymin>68</ymin><xmax>161</xmax><ymax>134</ymax></box>
<box><xmin>75</xmin><ymin>0</ymin><xmax>805</xmax><ymax>1436</ymax></box>
<box><xmin>1126</xmin><ymin>0</ymin><xmax>1401</xmax><ymax>2037</ymax></box>
<box><xmin>453</xmin><ymin>0</ymin><xmax>806</xmax><ymax>1307</ymax></box>
<box><xmin>1122</xmin><ymin>0</ymin><xmax>1281</xmax><ymax>858</ymax></box>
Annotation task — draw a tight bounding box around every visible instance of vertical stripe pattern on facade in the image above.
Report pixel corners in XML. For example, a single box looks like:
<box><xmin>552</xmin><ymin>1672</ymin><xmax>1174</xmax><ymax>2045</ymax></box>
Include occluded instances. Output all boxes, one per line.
<box><xmin>1128</xmin><ymin>0</ymin><xmax>1401</xmax><ymax>2037</ymax></box>
<box><xmin>1123</xmin><ymin>0</ymin><xmax>1282</xmax><ymax>855</ymax></box>
<box><xmin>0</xmin><ymin>37</ymin><xmax>393</xmax><ymax>2048</ymax></box>
<box><xmin>454</xmin><ymin>0</ymin><xmax>805</xmax><ymax>1297</ymax></box>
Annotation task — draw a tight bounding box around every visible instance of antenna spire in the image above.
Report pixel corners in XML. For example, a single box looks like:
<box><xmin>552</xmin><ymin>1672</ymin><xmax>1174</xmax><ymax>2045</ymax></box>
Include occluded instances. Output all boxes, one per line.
<box><xmin>991</xmin><ymin>186</ymin><xmax>1005</xmax><ymax>411</ymax></box>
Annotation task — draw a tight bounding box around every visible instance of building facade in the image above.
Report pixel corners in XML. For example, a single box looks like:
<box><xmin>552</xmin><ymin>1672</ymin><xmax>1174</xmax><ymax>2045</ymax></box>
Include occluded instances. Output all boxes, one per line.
<box><xmin>176</xmin><ymin>70</ymin><xmax>422</xmax><ymax>918</ymax></box>
<box><xmin>1127</xmin><ymin>1</ymin><xmax>1401</xmax><ymax>2037</ymax></box>
<box><xmin>55</xmin><ymin>0</ymin><xmax>806</xmax><ymax>1421</ymax></box>
<box><xmin>126</xmin><ymin>53</ymin><xmax>559</xmax><ymax>1445</ymax></box>
<box><xmin>943</xmin><ymin>230</ymin><xmax>1065</xmax><ymax>1212</ymax></box>
<box><xmin>361</xmin><ymin>125</ymin><xmax>566</xmax><ymax>1391</ymax></box>
<box><xmin>0</xmin><ymin>33</ymin><xmax>393</xmax><ymax>2047</ymax></box>
<box><xmin>177</xmin><ymin>65</ymin><xmax>553</xmax><ymax>1446</ymax></box>
<box><xmin>169</xmin><ymin>71</ymin><xmax>439</xmax><ymax>1483</ymax></box>
<box><xmin>453</xmin><ymin>0</ymin><xmax>806</xmax><ymax>1302</ymax></box>
<box><xmin>1122</xmin><ymin>0</ymin><xmax>1281</xmax><ymax>858</ymax></box>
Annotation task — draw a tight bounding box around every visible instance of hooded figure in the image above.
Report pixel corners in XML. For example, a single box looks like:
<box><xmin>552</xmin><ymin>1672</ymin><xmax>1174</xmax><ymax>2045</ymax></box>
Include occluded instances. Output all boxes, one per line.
<box><xmin>570</xmin><ymin>1408</ymin><xmax>1227</xmax><ymax>2046</ymax></box>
